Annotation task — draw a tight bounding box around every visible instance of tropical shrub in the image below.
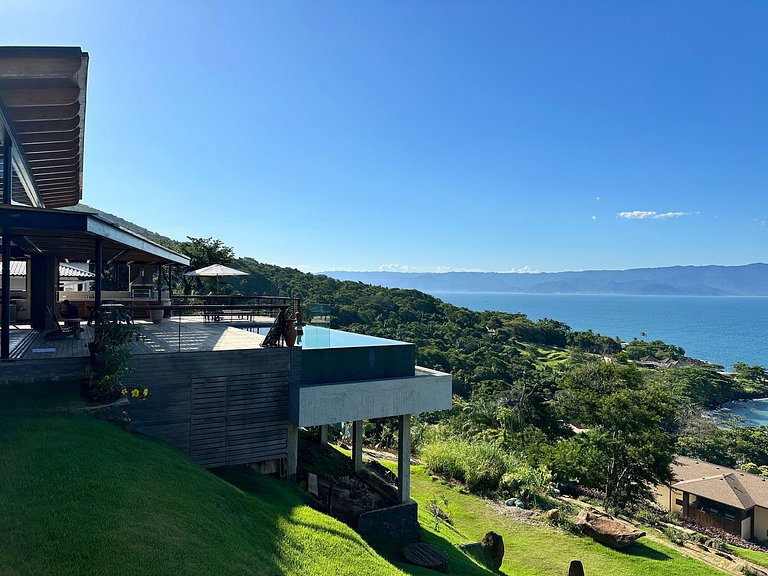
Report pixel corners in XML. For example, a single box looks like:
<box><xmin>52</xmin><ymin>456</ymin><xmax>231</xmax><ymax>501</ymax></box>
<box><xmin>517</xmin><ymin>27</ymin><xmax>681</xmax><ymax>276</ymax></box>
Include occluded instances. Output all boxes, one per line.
<box><xmin>84</xmin><ymin>307</ymin><xmax>144</xmax><ymax>403</ymax></box>
<box><xmin>421</xmin><ymin>440</ymin><xmax>519</xmax><ymax>493</ymax></box>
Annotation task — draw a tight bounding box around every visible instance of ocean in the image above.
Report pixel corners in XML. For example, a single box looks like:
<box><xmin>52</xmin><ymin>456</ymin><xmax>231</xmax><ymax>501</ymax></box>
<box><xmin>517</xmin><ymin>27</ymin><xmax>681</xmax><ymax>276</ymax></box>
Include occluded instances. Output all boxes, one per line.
<box><xmin>429</xmin><ymin>292</ymin><xmax>768</xmax><ymax>371</ymax></box>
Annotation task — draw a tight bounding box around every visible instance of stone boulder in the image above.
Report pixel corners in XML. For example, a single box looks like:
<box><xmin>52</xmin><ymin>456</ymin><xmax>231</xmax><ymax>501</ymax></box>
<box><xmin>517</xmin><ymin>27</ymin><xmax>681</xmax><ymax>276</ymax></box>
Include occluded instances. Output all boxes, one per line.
<box><xmin>480</xmin><ymin>531</ymin><xmax>504</xmax><ymax>570</ymax></box>
<box><xmin>575</xmin><ymin>510</ymin><xmax>645</xmax><ymax>549</ymax></box>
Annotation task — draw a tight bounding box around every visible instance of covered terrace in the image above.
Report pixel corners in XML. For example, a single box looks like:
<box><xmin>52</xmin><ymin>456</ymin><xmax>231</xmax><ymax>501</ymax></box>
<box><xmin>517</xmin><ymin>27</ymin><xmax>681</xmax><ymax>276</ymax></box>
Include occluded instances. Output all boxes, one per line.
<box><xmin>0</xmin><ymin>46</ymin><xmax>190</xmax><ymax>358</ymax></box>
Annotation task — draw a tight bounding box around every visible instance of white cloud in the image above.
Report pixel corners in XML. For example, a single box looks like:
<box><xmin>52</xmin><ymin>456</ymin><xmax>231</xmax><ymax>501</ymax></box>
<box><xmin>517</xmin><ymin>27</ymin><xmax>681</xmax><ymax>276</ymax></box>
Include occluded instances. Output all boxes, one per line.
<box><xmin>592</xmin><ymin>215</ymin><xmax>597</xmax><ymax>220</ymax></box>
<box><xmin>375</xmin><ymin>264</ymin><xmax>540</xmax><ymax>274</ymax></box>
<box><xmin>617</xmin><ymin>210</ymin><xmax>690</xmax><ymax>220</ymax></box>
<box><xmin>377</xmin><ymin>263</ymin><xmax>424</xmax><ymax>273</ymax></box>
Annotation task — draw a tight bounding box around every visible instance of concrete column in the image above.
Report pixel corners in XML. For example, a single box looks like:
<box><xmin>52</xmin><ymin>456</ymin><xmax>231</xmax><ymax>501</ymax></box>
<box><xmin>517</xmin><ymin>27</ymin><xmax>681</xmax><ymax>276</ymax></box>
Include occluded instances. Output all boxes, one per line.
<box><xmin>318</xmin><ymin>425</ymin><xmax>328</xmax><ymax>446</ymax></box>
<box><xmin>287</xmin><ymin>422</ymin><xmax>298</xmax><ymax>483</ymax></box>
<box><xmin>397</xmin><ymin>414</ymin><xmax>411</xmax><ymax>503</ymax></box>
<box><xmin>352</xmin><ymin>420</ymin><xmax>363</xmax><ymax>474</ymax></box>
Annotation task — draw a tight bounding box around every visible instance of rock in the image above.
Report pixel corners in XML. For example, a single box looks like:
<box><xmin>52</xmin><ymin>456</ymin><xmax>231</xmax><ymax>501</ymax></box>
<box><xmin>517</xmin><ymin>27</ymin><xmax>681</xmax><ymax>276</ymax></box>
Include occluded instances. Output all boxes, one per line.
<box><xmin>568</xmin><ymin>560</ymin><xmax>585</xmax><ymax>576</ymax></box>
<box><xmin>505</xmin><ymin>498</ymin><xmax>516</xmax><ymax>507</ymax></box>
<box><xmin>575</xmin><ymin>510</ymin><xmax>645</xmax><ymax>549</ymax></box>
<box><xmin>480</xmin><ymin>531</ymin><xmax>504</xmax><ymax>570</ymax></box>
<box><xmin>546</xmin><ymin>508</ymin><xmax>559</xmax><ymax>523</ymax></box>
<box><xmin>714</xmin><ymin>551</ymin><xmax>734</xmax><ymax>562</ymax></box>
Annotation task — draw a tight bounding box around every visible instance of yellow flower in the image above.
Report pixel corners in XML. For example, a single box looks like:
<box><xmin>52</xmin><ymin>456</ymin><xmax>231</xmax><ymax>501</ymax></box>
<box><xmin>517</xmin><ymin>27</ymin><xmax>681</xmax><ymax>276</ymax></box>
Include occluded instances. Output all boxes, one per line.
<box><xmin>131</xmin><ymin>389</ymin><xmax>140</xmax><ymax>398</ymax></box>
<box><xmin>142</xmin><ymin>388</ymin><xmax>149</xmax><ymax>397</ymax></box>
<box><xmin>121</xmin><ymin>388</ymin><xmax>128</xmax><ymax>396</ymax></box>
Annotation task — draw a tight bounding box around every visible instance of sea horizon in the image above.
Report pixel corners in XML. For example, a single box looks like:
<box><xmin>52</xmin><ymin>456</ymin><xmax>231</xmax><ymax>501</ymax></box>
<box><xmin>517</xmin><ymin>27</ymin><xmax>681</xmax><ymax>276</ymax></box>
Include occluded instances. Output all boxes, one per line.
<box><xmin>429</xmin><ymin>291</ymin><xmax>768</xmax><ymax>370</ymax></box>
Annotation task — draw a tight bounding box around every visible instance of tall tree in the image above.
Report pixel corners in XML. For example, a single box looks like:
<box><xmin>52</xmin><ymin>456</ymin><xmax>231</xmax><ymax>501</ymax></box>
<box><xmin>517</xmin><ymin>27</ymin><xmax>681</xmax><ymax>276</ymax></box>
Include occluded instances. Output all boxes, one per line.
<box><xmin>177</xmin><ymin>237</ymin><xmax>236</xmax><ymax>294</ymax></box>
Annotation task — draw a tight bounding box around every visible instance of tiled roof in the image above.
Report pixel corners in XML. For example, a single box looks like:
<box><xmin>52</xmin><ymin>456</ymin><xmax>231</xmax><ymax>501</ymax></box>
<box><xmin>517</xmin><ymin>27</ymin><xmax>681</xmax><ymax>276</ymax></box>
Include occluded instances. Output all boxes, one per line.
<box><xmin>672</xmin><ymin>456</ymin><xmax>768</xmax><ymax>510</ymax></box>
<box><xmin>7</xmin><ymin>260</ymin><xmax>93</xmax><ymax>278</ymax></box>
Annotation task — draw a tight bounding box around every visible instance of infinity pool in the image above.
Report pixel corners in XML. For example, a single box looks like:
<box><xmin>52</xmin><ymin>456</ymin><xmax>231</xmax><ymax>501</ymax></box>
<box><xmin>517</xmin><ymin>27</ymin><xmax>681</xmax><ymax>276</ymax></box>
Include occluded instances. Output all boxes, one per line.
<box><xmin>297</xmin><ymin>325</ymin><xmax>406</xmax><ymax>349</ymax></box>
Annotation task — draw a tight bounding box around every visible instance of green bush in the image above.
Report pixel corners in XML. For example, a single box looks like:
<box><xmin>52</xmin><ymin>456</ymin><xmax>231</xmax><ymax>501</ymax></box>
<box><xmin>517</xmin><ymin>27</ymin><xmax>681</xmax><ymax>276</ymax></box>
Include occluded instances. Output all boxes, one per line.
<box><xmin>420</xmin><ymin>440</ymin><xmax>520</xmax><ymax>494</ymax></box>
<box><xmin>635</xmin><ymin>509</ymin><xmax>659</xmax><ymax>527</ymax></box>
<box><xmin>664</xmin><ymin>526</ymin><xmax>689</xmax><ymax>546</ymax></box>
<box><xmin>498</xmin><ymin>473</ymin><xmax>521</xmax><ymax>498</ymax></box>
<box><xmin>463</xmin><ymin>442</ymin><xmax>516</xmax><ymax>493</ymax></box>
<box><xmin>664</xmin><ymin>510</ymin><xmax>684</xmax><ymax>525</ymax></box>
<box><xmin>420</xmin><ymin>441</ymin><xmax>470</xmax><ymax>483</ymax></box>
<box><xmin>706</xmin><ymin>537</ymin><xmax>728</xmax><ymax>552</ymax></box>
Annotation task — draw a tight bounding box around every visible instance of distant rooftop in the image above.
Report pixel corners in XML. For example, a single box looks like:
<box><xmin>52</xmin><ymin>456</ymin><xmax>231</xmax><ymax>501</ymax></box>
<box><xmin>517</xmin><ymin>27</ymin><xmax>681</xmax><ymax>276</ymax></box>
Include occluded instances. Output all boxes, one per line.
<box><xmin>672</xmin><ymin>456</ymin><xmax>768</xmax><ymax>510</ymax></box>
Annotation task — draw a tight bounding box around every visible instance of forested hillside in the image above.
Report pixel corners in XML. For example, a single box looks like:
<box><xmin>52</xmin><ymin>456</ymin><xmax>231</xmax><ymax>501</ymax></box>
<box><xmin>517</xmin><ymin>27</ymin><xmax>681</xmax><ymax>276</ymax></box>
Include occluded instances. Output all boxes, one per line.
<box><xmin>75</xmin><ymin>204</ymin><xmax>768</xmax><ymax>510</ymax></box>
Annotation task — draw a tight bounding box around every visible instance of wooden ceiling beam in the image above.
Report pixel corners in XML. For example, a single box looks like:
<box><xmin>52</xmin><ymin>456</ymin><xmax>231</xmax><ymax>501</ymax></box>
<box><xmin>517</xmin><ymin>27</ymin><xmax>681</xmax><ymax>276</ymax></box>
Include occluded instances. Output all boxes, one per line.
<box><xmin>26</xmin><ymin>162</ymin><xmax>79</xmax><ymax>173</ymax></box>
<box><xmin>25</xmin><ymin>150</ymin><xmax>79</xmax><ymax>162</ymax></box>
<box><xmin>18</xmin><ymin>130</ymin><xmax>79</xmax><ymax>145</ymax></box>
<box><xmin>7</xmin><ymin>103</ymin><xmax>79</xmax><ymax>121</ymax></box>
<box><xmin>22</xmin><ymin>141</ymin><xmax>78</xmax><ymax>154</ymax></box>
<box><xmin>15</xmin><ymin>117</ymin><xmax>80</xmax><ymax>133</ymax></box>
<box><xmin>0</xmin><ymin>57</ymin><xmax>82</xmax><ymax>79</ymax></box>
<box><xmin>31</xmin><ymin>167</ymin><xmax>79</xmax><ymax>178</ymax></box>
<box><xmin>0</xmin><ymin>87</ymin><xmax>79</xmax><ymax>107</ymax></box>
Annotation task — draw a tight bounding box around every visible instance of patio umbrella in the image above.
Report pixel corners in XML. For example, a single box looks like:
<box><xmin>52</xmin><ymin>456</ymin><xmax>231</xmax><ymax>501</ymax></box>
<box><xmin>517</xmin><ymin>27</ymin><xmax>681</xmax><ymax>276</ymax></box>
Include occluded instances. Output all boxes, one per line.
<box><xmin>184</xmin><ymin>264</ymin><xmax>248</xmax><ymax>294</ymax></box>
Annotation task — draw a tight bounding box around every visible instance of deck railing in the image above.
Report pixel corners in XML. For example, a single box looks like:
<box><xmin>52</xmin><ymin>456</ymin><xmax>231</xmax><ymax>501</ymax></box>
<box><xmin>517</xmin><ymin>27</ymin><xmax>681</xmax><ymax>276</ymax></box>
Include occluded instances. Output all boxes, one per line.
<box><xmin>95</xmin><ymin>303</ymin><xmax>293</xmax><ymax>353</ymax></box>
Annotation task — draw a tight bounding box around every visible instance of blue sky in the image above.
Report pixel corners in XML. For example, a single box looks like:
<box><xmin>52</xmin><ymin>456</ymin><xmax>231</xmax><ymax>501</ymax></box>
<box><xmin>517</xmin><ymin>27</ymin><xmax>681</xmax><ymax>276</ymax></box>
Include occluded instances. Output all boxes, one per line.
<box><xmin>6</xmin><ymin>1</ymin><xmax>768</xmax><ymax>272</ymax></box>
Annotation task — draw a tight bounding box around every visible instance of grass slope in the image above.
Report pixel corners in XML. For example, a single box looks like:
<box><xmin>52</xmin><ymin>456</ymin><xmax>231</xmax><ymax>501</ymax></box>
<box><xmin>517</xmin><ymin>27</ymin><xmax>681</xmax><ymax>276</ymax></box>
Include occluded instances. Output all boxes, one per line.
<box><xmin>390</xmin><ymin>465</ymin><xmax>725</xmax><ymax>576</ymax></box>
<box><xmin>0</xmin><ymin>412</ymin><xmax>403</xmax><ymax>576</ymax></box>
<box><xmin>728</xmin><ymin>546</ymin><xmax>768</xmax><ymax>570</ymax></box>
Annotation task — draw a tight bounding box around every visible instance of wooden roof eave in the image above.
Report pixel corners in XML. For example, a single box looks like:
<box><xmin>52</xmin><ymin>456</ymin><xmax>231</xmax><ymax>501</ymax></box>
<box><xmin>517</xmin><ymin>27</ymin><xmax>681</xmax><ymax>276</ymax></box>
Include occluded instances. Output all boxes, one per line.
<box><xmin>0</xmin><ymin>47</ymin><xmax>88</xmax><ymax>208</ymax></box>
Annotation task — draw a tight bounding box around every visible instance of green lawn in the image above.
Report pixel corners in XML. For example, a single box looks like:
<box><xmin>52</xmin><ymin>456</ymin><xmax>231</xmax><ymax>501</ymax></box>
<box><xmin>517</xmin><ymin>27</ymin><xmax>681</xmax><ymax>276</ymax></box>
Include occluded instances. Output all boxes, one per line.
<box><xmin>728</xmin><ymin>546</ymin><xmax>768</xmax><ymax>570</ymax></box>
<box><xmin>0</xmin><ymin>383</ymin><xmax>728</xmax><ymax>576</ymax></box>
<box><xmin>0</xmin><ymin>411</ymin><xmax>404</xmax><ymax>576</ymax></box>
<box><xmin>373</xmin><ymin>461</ymin><xmax>725</xmax><ymax>576</ymax></box>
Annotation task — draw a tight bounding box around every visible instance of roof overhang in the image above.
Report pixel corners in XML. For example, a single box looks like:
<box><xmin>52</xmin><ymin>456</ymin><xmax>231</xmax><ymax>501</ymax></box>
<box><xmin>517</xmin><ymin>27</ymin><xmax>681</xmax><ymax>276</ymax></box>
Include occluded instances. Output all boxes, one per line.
<box><xmin>0</xmin><ymin>47</ymin><xmax>89</xmax><ymax>208</ymax></box>
<box><xmin>0</xmin><ymin>205</ymin><xmax>189</xmax><ymax>265</ymax></box>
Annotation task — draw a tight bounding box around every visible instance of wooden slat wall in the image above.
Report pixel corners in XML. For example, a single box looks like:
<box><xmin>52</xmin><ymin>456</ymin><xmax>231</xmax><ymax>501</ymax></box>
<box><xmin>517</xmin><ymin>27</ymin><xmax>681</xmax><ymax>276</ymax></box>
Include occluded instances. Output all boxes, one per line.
<box><xmin>127</xmin><ymin>348</ymin><xmax>291</xmax><ymax>468</ymax></box>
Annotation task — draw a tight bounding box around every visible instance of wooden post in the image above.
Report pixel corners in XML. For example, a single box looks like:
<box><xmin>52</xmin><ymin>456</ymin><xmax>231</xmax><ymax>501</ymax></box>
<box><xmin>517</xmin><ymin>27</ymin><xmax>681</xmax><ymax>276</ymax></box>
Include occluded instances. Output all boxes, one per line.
<box><xmin>352</xmin><ymin>420</ymin><xmax>363</xmax><ymax>473</ymax></box>
<box><xmin>398</xmin><ymin>414</ymin><xmax>411</xmax><ymax>503</ymax></box>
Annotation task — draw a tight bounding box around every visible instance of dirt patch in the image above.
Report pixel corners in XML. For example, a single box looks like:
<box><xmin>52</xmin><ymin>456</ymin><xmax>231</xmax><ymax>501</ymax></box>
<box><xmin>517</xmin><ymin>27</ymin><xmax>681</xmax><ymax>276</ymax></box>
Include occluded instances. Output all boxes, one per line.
<box><xmin>487</xmin><ymin>500</ymin><xmax>540</xmax><ymax>525</ymax></box>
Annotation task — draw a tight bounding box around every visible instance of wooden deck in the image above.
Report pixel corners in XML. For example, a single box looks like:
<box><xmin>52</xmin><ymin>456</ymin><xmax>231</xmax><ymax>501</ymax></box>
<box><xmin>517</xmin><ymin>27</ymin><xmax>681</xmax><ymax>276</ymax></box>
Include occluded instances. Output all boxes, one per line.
<box><xmin>10</xmin><ymin>316</ymin><xmax>268</xmax><ymax>360</ymax></box>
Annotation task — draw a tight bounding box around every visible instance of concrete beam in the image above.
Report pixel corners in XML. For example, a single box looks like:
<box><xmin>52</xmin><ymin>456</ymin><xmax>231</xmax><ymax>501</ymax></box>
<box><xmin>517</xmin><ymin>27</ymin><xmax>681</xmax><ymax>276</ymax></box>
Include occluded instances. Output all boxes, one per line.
<box><xmin>290</xmin><ymin>368</ymin><xmax>452</xmax><ymax>427</ymax></box>
<box><xmin>398</xmin><ymin>414</ymin><xmax>411</xmax><ymax>503</ymax></box>
<box><xmin>352</xmin><ymin>420</ymin><xmax>363</xmax><ymax>474</ymax></box>
<box><xmin>287</xmin><ymin>422</ymin><xmax>298</xmax><ymax>483</ymax></box>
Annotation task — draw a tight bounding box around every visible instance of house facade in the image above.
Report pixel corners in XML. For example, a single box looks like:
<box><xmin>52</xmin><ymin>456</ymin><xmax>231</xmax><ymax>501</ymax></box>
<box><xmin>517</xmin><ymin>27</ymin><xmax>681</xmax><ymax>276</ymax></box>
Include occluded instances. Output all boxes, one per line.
<box><xmin>654</xmin><ymin>456</ymin><xmax>768</xmax><ymax>542</ymax></box>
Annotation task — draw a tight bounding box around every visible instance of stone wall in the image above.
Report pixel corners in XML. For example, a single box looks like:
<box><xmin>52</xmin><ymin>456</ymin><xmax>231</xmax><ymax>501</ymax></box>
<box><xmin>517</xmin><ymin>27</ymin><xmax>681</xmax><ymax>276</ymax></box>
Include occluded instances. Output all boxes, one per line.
<box><xmin>358</xmin><ymin>501</ymin><xmax>419</xmax><ymax>544</ymax></box>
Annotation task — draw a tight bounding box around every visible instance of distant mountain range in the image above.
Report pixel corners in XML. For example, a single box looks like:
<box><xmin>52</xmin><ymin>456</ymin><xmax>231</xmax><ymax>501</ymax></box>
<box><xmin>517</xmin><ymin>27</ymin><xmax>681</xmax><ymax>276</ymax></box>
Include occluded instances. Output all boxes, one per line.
<box><xmin>64</xmin><ymin>204</ymin><xmax>768</xmax><ymax>298</ymax></box>
<box><xmin>324</xmin><ymin>264</ymin><xmax>768</xmax><ymax>296</ymax></box>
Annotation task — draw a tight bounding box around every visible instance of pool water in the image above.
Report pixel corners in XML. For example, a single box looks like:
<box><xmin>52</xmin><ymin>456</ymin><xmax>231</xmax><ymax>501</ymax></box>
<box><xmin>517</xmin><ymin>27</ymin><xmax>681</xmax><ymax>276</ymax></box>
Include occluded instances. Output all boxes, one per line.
<box><xmin>297</xmin><ymin>325</ymin><xmax>406</xmax><ymax>349</ymax></box>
